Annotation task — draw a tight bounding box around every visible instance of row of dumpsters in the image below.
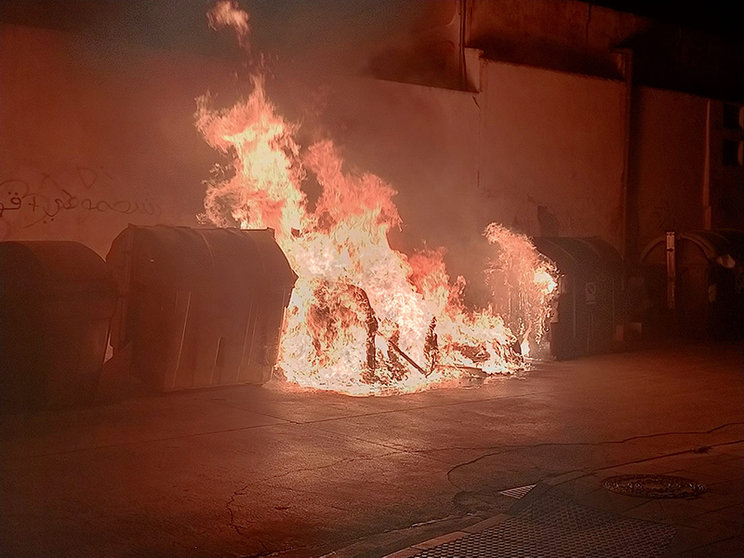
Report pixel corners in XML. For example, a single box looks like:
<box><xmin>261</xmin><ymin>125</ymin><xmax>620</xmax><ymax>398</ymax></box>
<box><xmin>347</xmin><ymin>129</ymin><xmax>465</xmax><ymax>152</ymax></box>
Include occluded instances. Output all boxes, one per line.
<box><xmin>0</xmin><ymin>226</ymin><xmax>297</xmax><ymax>411</ymax></box>
<box><xmin>538</xmin><ymin>229</ymin><xmax>743</xmax><ymax>360</ymax></box>
<box><xmin>1</xmin><ymin>225</ymin><xmax>742</xmax><ymax>410</ymax></box>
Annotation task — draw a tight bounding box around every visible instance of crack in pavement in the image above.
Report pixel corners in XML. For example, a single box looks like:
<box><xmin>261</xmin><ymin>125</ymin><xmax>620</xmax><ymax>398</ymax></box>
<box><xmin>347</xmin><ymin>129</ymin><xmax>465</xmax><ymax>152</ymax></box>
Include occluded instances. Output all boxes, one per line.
<box><xmin>253</xmin><ymin>450</ymin><xmax>404</xmax><ymax>484</ymax></box>
<box><xmin>225</xmin><ymin>492</ymin><xmax>304</xmax><ymax>558</ymax></box>
<box><xmin>277</xmin><ymin>390</ymin><xmax>545</xmax><ymax>426</ymax></box>
<box><xmin>223</xmin><ymin>423</ymin><xmax>742</xmax><ymax>557</ymax></box>
<box><xmin>5</xmin><ymin>393</ymin><xmax>535</xmax><ymax>460</ymax></box>
<box><xmin>224</xmin><ymin>453</ymin><xmax>403</xmax><ymax>546</ymax></box>
<box><xmin>260</xmin><ymin>483</ymin><xmax>351</xmax><ymax>511</ymax></box>
<box><xmin>10</xmin><ymin>404</ymin><xmax>738</xmax><ymax>462</ymax></box>
<box><xmin>225</xmin><ymin>493</ymin><xmax>269</xmax><ymax>544</ymax></box>
<box><xmin>441</xmin><ymin>422</ymin><xmax>744</xmax><ymax>496</ymax></box>
<box><xmin>312</xmin><ymin>424</ymin><xmax>426</xmax><ymax>456</ymax></box>
<box><xmin>311</xmin><ymin>423</ymin><xmax>744</xmax><ymax>472</ymax></box>
<box><xmin>430</xmin><ymin>421</ymin><xmax>744</xmax><ymax>469</ymax></box>
<box><xmin>224</xmin><ymin>450</ymin><xmax>409</xmax><ymax>529</ymax></box>
<box><xmin>586</xmin><ymin>438</ymin><xmax>744</xmax><ymax>473</ymax></box>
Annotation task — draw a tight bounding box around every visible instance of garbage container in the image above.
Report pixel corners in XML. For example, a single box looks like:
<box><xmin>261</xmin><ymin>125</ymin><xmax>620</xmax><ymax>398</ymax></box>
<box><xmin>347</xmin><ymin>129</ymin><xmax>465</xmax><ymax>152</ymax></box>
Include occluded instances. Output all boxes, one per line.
<box><xmin>640</xmin><ymin>229</ymin><xmax>744</xmax><ymax>339</ymax></box>
<box><xmin>0</xmin><ymin>241</ymin><xmax>116</xmax><ymax>410</ymax></box>
<box><xmin>106</xmin><ymin>226</ymin><xmax>297</xmax><ymax>391</ymax></box>
<box><xmin>532</xmin><ymin>237</ymin><xmax>623</xmax><ymax>360</ymax></box>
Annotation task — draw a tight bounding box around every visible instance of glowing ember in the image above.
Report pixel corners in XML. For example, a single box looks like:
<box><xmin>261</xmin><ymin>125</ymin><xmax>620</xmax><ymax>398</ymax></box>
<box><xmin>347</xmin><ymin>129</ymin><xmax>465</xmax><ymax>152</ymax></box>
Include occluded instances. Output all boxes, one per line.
<box><xmin>196</xmin><ymin>1</ymin><xmax>557</xmax><ymax>395</ymax></box>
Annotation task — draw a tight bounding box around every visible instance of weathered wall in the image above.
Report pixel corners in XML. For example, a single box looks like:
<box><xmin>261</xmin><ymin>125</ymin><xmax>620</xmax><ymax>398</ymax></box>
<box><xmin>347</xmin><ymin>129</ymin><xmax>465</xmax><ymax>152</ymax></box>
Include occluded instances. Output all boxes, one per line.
<box><xmin>0</xmin><ymin>23</ymin><xmax>236</xmax><ymax>256</ymax></box>
<box><xmin>316</xmin><ymin>60</ymin><xmax>627</xmax><ymax>283</ymax></box>
<box><xmin>629</xmin><ymin>87</ymin><xmax>707</xmax><ymax>254</ymax></box>
<box><xmin>3</xmin><ymin>19</ymin><xmax>723</xmax><ymax>273</ymax></box>
<box><xmin>478</xmin><ymin>61</ymin><xmax>626</xmax><ymax>247</ymax></box>
<box><xmin>320</xmin><ymin>78</ymin><xmax>480</xmax><ymax>248</ymax></box>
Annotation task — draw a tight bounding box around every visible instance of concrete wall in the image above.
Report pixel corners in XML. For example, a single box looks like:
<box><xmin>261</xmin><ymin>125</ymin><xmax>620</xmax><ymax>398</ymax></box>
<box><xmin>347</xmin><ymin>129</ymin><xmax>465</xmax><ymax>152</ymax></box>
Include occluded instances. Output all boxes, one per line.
<box><xmin>478</xmin><ymin>61</ymin><xmax>626</xmax><ymax>246</ymax></box>
<box><xmin>629</xmin><ymin>87</ymin><xmax>708</xmax><ymax>255</ymax></box>
<box><xmin>323</xmin><ymin>61</ymin><xmax>627</xmax><ymax>250</ymax></box>
<box><xmin>3</xmin><ymin>20</ymin><xmax>726</xmax><ymax>273</ymax></box>
<box><xmin>319</xmin><ymin>78</ymin><xmax>480</xmax><ymax>253</ymax></box>
<box><xmin>0</xmin><ymin>23</ymin><xmax>236</xmax><ymax>256</ymax></box>
<box><xmin>316</xmin><ymin>60</ymin><xmax>627</xmax><ymax>285</ymax></box>
<box><xmin>0</xmin><ymin>18</ymin><xmax>629</xmax><ymax>267</ymax></box>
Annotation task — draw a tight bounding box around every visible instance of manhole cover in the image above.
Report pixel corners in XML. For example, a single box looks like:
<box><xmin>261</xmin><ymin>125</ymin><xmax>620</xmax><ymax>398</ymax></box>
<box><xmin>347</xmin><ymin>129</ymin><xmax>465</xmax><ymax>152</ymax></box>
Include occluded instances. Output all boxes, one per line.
<box><xmin>602</xmin><ymin>474</ymin><xmax>706</xmax><ymax>499</ymax></box>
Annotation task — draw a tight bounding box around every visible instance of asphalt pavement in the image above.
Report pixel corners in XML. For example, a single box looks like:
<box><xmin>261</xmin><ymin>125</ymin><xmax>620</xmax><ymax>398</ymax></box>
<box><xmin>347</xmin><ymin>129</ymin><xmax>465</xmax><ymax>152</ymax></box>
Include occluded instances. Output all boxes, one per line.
<box><xmin>1</xmin><ymin>341</ymin><xmax>742</xmax><ymax>557</ymax></box>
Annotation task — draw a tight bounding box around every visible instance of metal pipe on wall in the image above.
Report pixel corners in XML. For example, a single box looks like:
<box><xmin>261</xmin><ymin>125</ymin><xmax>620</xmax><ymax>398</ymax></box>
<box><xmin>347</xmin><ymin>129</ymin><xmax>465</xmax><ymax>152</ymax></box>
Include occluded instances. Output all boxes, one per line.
<box><xmin>617</xmin><ymin>47</ymin><xmax>634</xmax><ymax>263</ymax></box>
<box><xmin>458</xmin><ymin>0</ymin><xmax>468</xmax><ymax>90</ymax></box>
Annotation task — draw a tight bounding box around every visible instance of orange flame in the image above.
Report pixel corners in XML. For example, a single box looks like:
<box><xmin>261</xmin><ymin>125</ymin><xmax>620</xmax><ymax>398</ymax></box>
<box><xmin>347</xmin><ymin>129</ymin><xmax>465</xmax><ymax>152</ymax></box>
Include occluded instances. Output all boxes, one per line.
<box><xmin>196</xmin><ymin>5</ymin><xmax>558</xmax><ymax>395</ymax></box>
<box><xmin>484</xmin><ymin>224</ymin><xmax>558</xmax><ymax>357</ymax></box>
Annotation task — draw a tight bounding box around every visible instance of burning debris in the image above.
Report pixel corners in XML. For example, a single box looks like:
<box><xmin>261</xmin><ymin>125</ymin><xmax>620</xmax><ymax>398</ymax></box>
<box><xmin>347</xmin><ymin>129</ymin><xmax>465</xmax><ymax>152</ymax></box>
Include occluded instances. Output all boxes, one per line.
<box><xmin>195</xmin><ymin>1</ymin><xmax>557</xmax><ymax>395</ymax></box>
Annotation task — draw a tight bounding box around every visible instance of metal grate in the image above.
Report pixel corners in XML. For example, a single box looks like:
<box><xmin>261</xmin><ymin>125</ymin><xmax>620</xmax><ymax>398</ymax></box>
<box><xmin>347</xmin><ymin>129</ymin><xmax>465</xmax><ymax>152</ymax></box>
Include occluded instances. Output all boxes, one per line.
<box><xmin>499</xmin><ymin>484</ymin><xmax>536</xmax><ymax>499</ymax></box>
<box><xmin>411</xmin><ymin>495</ymin><xmax>676</xmax><ymax>558</ymax></box>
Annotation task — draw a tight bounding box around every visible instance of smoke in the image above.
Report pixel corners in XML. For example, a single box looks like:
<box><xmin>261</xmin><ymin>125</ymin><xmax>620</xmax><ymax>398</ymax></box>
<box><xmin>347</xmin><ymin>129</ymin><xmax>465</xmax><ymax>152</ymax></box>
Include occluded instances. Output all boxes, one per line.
<box><xmin>207</xmin><ymin>0</ymin><xmax>250</xmax><ymax>50</ymax></box>
<box><xmin>200</xmin><ymin>2</ymin><xmax>488</xmax><ymax>272</ymax></box>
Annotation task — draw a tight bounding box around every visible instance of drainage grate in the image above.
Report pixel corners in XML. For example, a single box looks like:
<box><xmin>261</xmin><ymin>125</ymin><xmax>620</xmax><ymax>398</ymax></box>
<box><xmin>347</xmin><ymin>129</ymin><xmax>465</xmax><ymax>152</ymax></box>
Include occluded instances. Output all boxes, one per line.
<box><xmin>411</xmin><ymin>494</ymin><xmax>676</xmax><ymax>558</ymax></box>
<box><xmin>602</xmin><ymin>474</ymin><xmax>706</xmax><ymax>499</ymax></box>
<box><xmin>499</xmin><ymin>484</ymin><xmax>536</xmax><ymax>499</ymax></box>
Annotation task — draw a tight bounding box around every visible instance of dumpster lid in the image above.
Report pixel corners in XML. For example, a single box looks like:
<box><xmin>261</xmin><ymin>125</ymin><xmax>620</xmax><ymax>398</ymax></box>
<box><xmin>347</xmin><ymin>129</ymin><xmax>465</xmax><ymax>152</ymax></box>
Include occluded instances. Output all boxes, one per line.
<box><xmin>0</xmin><ymin>241</ymin><xmax>113</xmax><ymax>285</ymax></box>
<box><xmin>532</xmin><ymin>237</ymin><xmax>623</xmax><ymax>276</ymax></box>
<box><xmin>107</xmin><ymin>225</ymin><xmax>298</xmax><ymax>287</ymax></box>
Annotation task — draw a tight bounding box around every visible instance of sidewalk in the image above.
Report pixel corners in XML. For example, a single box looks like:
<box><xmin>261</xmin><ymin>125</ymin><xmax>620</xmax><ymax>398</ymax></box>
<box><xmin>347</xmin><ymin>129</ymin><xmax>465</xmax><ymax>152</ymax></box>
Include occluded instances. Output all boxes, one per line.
<box><xmin>1</xmin><ymin>341</ymin><xmax>742</xmax><ymax>557</ymax></box>
<box><xmin>384</xmin><ymin>438</ymin><xmax>743</xmax><ymax>557</ymax></box>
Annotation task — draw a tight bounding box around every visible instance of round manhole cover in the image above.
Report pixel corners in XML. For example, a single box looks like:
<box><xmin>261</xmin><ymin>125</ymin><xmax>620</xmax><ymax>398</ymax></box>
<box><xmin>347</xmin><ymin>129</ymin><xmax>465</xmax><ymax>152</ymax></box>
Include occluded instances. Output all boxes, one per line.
<box><xmin>602</xmin><ymin>474</ymin><xmax>706</xmax><ymax>499</ymax></box>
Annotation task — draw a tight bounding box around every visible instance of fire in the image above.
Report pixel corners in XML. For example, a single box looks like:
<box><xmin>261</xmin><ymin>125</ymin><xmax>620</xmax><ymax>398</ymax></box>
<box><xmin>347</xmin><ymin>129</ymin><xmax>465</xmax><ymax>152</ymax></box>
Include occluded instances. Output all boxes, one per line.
<box><xmin>196</xmin><ymin>1</ymin><xmax>557</xmax><ymax>395</ymax></box>
<box><xmin>206</xmin><ymin>0</ymin><xmax>250</xmax><ymax>50</ymax></box>
<box><xmin>484</xmin><ymin>224</ymin><xmax>558</xmax><ymax>357</ymax></box>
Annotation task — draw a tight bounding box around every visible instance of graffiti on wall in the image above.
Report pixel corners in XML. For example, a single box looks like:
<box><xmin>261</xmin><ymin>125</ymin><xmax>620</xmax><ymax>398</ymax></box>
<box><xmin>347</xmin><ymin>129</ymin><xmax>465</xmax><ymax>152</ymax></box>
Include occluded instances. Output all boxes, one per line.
<box><xmin>0</xmin><ymin>166</ymin><xmax>162</xmax><ymax>239</ymax></box>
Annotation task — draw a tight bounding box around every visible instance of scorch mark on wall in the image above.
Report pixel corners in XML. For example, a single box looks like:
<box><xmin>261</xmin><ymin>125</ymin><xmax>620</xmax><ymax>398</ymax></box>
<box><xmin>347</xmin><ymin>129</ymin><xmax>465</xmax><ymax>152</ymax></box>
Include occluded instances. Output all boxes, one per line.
<box><xmin>0</xmin><ymin>166</ymin><xmax>162</xmax><ymax>238</ymax></box>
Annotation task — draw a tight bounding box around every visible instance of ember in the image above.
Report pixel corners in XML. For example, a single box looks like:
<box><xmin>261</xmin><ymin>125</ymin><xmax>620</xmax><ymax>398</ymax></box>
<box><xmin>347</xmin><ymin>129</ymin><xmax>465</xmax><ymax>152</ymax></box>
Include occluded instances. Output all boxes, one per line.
<box><xmin>195</xmin><ymin>1</ymin><xmax>558</xmax><ymax>395</ymax></box>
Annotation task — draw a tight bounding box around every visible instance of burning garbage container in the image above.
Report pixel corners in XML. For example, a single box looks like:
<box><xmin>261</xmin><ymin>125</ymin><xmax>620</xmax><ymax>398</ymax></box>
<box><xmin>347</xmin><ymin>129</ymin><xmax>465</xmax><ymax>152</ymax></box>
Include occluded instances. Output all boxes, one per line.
<box><xmin>532</xmin><ymin>237</ymin><xmax>623</xmax><ymax>360</ymax></box>
<box><xmin>106</xmin><ymin>226</ymin><xmax>297</xmax><ymax>391</ymax></box>
<box><xmin>0</xmin><ymin>241</ymin><xmax>116</xmax><ymax>410</ymax></box>
<box><xmin>640</xmin><ymin>229</ymin><xmax>744</xmax><ymax>340</ymax></box>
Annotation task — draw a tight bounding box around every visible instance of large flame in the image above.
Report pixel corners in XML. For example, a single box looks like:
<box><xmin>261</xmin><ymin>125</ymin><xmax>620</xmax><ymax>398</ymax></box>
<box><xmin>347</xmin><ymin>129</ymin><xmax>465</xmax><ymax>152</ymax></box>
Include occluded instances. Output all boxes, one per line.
<box><xmin>196</xmin><ymin>1</ymin><xmax>557</xmax><ymax>395</ymax></box>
